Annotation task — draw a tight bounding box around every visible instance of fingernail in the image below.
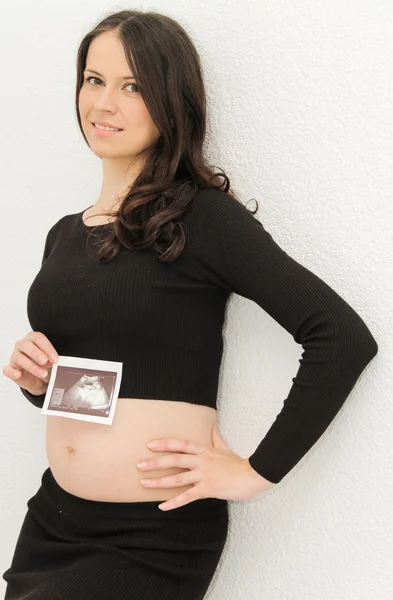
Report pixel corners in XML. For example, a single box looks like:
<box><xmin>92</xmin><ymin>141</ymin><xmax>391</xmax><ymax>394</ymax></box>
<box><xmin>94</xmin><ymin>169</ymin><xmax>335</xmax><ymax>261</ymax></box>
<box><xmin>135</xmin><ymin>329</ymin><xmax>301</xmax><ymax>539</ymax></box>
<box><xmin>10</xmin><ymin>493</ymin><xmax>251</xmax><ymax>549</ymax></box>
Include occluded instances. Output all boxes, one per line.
<box><xmin>50</xmin><ymin>354</ymin><xmax>58</xmax><ymax>362</ymax></box>
<box><xmin>137</xmin><ymin>461</ymin><xmax>148</xmax><ymax>469</ymax></box>
<box><xmin>147</xmin><ymin>441</ymin><xmax>159</xmax><ymax>448</ymax></box>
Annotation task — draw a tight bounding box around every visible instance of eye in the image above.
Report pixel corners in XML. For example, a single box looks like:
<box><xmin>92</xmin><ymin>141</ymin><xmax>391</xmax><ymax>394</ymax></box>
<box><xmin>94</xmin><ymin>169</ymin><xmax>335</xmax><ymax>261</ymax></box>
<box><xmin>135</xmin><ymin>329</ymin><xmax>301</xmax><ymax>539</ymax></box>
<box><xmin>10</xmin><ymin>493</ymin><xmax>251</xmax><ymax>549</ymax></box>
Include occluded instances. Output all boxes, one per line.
<box><xmin>84</xmin><ymin>76</ymin><xmax>101</xmax><ymax>86</ymax></box>
<box><xmin>84</xmin><ymin>76</ymin><xmax>139</xmax><ymax>94</ymax></box>
<box><xmin>125</xmin><ymin>82</ymin><xmax>139</xmax><ymax>93</ymax></box>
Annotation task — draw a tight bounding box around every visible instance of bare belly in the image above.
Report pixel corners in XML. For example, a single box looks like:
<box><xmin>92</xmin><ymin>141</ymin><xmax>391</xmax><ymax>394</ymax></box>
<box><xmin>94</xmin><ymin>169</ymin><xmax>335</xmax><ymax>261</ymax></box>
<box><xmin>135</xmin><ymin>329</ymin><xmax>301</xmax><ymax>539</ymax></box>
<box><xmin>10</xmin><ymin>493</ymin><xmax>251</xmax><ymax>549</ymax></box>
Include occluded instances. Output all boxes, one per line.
<box><xmin>46</xmin><ymin>397</ymin><xmax>217</xmax><ymax>502</ymax></box>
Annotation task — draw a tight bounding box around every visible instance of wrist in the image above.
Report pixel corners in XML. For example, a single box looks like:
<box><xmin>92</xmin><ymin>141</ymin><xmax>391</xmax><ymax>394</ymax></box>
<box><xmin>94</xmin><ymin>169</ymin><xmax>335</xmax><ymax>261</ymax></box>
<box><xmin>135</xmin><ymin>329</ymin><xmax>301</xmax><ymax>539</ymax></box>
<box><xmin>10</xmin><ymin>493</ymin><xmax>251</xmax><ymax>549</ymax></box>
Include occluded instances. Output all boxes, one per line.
<box><xmin>21</xmin><ymin>383</ymin><xmax>48</xmax><ymax>397</ymax></box>
<box><xmin>243</xmin><ymin>458</ymin><xmax>276</xmax><ymax>493</ymax></box>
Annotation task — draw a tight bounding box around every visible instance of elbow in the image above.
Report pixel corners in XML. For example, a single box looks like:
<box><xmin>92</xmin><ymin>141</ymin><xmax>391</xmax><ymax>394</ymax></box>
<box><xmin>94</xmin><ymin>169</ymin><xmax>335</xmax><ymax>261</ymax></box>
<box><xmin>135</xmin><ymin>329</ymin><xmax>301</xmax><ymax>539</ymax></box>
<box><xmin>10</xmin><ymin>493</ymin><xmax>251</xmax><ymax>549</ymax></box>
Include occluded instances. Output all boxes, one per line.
<box><xmin>348</xmin><ymin>325</ymin><xmax>378</xmax><ymax>367</ymax></box>
<box><xmin>355</xmin><ymin>316</ymin><xmax>378</xmax><ymax>360</ymax></box>
<box><xmin>338</xmin><ymin>304</ymin><xmax>379</xmax><ymax>364</ymax></box>
<box><xmin>364</xmin><ymin>332</ymin><xmax>378</xmax><ymax>361</ymax></box>
<box><xmin>329</xmin><ymin>308</ymin><xmax>379</xmax><ymax>369</ymax></box>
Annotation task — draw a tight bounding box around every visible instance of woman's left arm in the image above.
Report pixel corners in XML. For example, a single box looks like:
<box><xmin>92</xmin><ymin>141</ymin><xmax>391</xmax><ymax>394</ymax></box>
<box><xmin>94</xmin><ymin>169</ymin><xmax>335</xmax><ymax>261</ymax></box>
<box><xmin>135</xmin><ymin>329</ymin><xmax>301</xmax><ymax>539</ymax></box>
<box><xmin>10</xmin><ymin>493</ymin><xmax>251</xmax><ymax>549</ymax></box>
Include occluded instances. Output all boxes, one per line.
<box><xmin>138</xmin><ymin>189</ymin><xmax>378</xmax><ymax>511</ymax></box>
<box><xmin>188</xmin><ymin>189</ymin><xmax>378</xmax><ymax>486</ymax></box>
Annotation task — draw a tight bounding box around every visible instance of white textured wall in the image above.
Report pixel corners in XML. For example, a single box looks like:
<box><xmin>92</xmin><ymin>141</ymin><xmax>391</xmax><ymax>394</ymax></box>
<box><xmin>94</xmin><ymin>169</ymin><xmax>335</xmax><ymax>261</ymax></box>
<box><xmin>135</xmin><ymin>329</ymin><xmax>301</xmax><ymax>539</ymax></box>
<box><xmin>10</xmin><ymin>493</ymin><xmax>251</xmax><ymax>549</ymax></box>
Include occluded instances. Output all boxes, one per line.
<box><xmin>1</xmin><ymin>1</ymin><xmax>391</xmax><ymax>598</ymax></box>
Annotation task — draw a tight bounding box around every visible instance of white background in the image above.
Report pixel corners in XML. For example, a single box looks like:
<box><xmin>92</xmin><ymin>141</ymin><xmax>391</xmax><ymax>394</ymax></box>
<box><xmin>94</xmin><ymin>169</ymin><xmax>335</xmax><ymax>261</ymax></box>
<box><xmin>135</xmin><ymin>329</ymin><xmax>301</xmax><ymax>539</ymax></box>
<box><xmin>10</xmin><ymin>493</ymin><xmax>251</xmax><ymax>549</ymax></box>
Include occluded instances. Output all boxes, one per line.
<box><xmin>0</xmin><ymin>1</ymin><xmax>391</xmax><ymax>598</ymax></box>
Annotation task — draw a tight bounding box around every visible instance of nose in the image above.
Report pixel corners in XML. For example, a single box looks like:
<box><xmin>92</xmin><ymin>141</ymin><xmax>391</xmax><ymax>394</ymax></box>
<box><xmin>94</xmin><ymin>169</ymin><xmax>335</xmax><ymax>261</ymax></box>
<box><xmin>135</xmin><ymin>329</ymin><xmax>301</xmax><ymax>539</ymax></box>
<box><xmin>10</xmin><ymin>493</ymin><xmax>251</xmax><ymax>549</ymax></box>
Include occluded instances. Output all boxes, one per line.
<box><xmin>93</xmin><ymin>87</ymin><xmax>119</xmax><ymax>112</ymax></box>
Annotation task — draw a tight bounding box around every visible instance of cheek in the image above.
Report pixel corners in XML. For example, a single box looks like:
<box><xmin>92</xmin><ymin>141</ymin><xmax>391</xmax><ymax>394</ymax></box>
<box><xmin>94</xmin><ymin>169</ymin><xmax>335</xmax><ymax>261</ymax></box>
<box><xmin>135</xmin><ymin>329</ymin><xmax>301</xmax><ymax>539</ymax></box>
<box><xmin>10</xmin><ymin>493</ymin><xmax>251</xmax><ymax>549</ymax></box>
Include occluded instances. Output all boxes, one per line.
<box><xmin>138</xmin><ymin>103</ymin><xmax>160</xmax><ymax>134</ymax></box>
<box><xmin>126</xmin><ymin>112</ymin><xmax>160</xmax><ymax>139</ymax></box>
<box><xmin>78</xmin><ymin>93</ymin><xmax>91</xmax><ymax>121</ymax></box>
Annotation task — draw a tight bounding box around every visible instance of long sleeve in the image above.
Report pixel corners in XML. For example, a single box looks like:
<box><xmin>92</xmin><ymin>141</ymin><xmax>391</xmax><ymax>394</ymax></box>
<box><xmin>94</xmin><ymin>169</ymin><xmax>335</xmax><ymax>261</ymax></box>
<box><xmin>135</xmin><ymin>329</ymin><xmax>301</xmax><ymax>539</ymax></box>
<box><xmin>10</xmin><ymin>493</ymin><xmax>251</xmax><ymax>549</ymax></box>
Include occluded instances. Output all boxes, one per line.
<box><xmin>20</xmin><ymin>386</ymin><xmax>46</xmax><ymax>408</ymax></box>
<box><xmin>19</xmin><ymin>226</ymin><xmax>56</xmax><ymax>409</ymax></box>
<box><xmin>188</xmin><ymin>189</ymin><xmax>378</xmax><ymax>484</ymax></box>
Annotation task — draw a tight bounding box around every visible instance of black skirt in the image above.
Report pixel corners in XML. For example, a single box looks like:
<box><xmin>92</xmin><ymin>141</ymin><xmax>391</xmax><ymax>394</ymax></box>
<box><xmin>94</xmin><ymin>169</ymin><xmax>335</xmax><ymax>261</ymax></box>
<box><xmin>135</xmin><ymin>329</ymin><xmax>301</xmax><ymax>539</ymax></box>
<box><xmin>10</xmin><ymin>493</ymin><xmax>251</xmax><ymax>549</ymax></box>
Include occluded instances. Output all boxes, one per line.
<box><xmin>2</xmin><ymin>467</ymin><xmax>229</xmax><ymax>600</ymax></box>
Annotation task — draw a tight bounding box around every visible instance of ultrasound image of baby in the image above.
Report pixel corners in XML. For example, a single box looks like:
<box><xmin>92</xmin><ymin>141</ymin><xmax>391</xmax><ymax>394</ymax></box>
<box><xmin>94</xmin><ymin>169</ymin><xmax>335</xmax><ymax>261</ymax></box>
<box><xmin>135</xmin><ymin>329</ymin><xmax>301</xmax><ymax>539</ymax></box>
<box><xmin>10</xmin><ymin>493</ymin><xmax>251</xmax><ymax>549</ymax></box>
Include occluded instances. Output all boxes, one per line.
<box><xmin>59</xmin><ymin>374</ymin><xmax>111</xmax><ymax>411</ymax></box>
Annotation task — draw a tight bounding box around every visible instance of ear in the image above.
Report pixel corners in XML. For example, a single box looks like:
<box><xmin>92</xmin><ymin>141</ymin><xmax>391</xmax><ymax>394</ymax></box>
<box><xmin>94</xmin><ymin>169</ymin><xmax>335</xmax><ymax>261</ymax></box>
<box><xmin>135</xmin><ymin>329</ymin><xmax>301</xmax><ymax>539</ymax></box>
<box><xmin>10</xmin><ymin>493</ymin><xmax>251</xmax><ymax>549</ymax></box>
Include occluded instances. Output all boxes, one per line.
<box><xmin>211</xmin><ymin>424</ymin><xmax>230</xmax><ymax>449</ymax></box>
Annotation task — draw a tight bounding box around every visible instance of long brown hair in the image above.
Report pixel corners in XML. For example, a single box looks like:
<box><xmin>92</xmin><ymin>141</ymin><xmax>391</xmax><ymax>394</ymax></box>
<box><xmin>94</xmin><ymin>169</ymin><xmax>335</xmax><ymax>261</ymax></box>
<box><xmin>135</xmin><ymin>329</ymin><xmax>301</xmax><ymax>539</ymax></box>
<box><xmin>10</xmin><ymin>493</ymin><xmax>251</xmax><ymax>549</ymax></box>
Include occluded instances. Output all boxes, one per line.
<box><xmin>75</xmin><ymin>9</ymin><xmax>258</xmax><ymax>262</ymax></box>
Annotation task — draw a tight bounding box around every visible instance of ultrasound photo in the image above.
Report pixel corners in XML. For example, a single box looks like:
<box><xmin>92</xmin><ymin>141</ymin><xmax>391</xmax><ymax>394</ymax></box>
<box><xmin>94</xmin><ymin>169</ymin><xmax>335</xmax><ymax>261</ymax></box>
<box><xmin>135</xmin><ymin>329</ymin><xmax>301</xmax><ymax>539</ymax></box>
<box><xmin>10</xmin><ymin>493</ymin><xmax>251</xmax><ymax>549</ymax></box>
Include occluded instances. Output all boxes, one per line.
<box><xmin>41</xmin><ymin>355</ymin><xmax>123</xmax><ymax>425</ymax></box>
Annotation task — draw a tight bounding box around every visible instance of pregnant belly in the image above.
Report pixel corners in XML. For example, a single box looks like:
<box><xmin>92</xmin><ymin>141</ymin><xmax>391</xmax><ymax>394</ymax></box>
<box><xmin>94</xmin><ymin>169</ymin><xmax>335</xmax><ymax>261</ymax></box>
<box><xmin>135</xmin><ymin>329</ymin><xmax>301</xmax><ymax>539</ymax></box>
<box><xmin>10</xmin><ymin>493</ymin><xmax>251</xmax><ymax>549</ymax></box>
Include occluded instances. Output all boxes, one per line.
<box><xmin>46</xmin><ymin>397</ymin><xmax>217</xmax><ymax>502</ymax></box>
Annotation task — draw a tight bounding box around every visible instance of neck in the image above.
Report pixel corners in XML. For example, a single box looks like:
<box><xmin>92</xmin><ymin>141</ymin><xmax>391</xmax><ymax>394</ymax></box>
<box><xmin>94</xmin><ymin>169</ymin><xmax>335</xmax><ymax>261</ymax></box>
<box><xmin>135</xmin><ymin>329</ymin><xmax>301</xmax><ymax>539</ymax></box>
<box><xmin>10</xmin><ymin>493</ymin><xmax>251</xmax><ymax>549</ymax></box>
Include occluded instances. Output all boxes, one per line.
<box><xmin>96</xmin><ymin>156</ymin><xmax>142</xmax><ymax>211</ymax></box>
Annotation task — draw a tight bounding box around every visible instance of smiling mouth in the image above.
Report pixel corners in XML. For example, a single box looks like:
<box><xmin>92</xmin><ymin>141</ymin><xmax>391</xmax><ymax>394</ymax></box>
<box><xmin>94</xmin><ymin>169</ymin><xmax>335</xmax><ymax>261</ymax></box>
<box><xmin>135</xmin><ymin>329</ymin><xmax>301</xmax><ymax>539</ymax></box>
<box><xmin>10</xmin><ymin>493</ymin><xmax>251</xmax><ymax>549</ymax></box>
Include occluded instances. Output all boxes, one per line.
<box><xmin>92</xmin><ymin>123</ymin><xmax>124</xmax><ymax>132</ymax></box>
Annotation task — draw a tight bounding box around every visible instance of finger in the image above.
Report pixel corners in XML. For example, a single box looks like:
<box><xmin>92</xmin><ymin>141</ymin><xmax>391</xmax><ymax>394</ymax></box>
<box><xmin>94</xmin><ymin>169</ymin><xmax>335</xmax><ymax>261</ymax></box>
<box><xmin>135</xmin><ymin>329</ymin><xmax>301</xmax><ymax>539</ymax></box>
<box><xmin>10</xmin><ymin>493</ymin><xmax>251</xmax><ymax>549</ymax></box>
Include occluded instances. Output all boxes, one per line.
<box><xmin>22</xmin><ymin>332</ymin><xmax>59</xmax><ymax>364</ymax></box>
<box><xmin>141</xmin><ymin>469</ymin><xmax>200</xmax><ymax>489</ymax></box>
<box><xmin>9</xmin><ymin>348</ymin><xmax>50</xmax><ymax>380</ymax></box>
<box><xmin>137</xmin><ymin>453</ymin><xmax>198</xmax><ymax>471</ymax></box>
<box><xmin>2</xmin><ymin>364</ymin><xmax>22</xmax><ymax>380</ymax></box>
<box><xmin>158</xmin><ymin>487</ymin><xmax>203</xmax><ymax>511</ymax></box>
<box><xmin>148</xmin><ymin>438</ymin><xmax>207</xmax><ymax>455</ymax></box>
<box><xmin>13</xmin><ymin>335</ymin><xmax>58</xmax><ymax>371</ymax></box>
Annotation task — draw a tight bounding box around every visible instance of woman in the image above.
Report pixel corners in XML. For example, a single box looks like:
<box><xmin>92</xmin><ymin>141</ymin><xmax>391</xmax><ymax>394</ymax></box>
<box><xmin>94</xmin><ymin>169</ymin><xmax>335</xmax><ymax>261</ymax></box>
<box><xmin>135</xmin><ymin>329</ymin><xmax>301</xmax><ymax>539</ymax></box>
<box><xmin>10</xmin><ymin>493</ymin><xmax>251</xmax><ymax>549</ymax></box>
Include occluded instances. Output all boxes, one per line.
<box><xmin>2</xmin><ymin>8</ymin><xmax>378</xmax><ymax>600</ymax></box>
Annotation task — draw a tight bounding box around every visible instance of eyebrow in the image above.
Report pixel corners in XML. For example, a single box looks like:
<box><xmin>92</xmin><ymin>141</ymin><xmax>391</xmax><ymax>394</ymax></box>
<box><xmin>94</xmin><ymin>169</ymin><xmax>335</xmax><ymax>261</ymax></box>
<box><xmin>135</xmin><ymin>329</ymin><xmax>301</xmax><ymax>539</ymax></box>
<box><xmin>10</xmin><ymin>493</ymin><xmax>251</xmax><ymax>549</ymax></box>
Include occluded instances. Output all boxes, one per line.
<box><xmin>84</xmin><ymin>68</ymin><xmax>136</xmax><ymax>80</ymax></box>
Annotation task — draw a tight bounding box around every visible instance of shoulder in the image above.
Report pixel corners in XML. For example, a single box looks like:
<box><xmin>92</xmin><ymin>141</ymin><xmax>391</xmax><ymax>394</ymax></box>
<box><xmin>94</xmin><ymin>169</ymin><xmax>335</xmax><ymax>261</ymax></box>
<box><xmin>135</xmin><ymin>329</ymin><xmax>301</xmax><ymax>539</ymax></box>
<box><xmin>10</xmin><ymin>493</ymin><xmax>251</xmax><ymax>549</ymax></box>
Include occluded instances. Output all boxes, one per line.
<box><xmin>188</xmin><ymin>187</ymin><xmax>259</xmax><ymax>231</ymax></box>
<box><xmin>50</xmin><ymin>214</ymin><xmax>68</xmax><ymax>229</ymax></box>
<box><xmin>46</xmin><ymin>215</ymin><xmax>65</xmax><ymax>236</ymax></box>
<box><xmin>191</xmin><ymin>187</ymin><xmax>252</xmax><ymax>214</ymax></box>
<box><xmin>45</xmin><ymin>213</ymin><xmax>74</xmax><ymax>247</ymax></box>
<box><xmin>49</xmin><ymin>212</ymin><xmax>78</xmax><ymax>233</ymax></box>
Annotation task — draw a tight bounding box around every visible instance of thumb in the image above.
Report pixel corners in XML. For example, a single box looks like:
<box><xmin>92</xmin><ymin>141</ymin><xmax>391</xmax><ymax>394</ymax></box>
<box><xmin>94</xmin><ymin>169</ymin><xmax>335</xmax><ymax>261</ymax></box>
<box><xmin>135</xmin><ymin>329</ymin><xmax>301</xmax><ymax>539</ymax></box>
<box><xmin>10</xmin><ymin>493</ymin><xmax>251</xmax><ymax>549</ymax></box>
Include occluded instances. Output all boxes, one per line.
<box><xmin>211</xmin><ymin>425</ymin><xmax>229</xmax><ymax>449</ymax></box>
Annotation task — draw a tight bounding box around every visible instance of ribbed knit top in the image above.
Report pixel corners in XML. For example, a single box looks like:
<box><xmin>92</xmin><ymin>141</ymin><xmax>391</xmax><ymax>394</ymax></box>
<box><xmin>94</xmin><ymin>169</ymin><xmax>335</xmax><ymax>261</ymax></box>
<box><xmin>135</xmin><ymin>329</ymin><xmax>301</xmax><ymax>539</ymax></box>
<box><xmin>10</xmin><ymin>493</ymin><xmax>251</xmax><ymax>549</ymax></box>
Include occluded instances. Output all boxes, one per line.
<box><xmin>20</xmin><ymin>188</ymin><xmax>378</xmax><ymax>483</ymax></box>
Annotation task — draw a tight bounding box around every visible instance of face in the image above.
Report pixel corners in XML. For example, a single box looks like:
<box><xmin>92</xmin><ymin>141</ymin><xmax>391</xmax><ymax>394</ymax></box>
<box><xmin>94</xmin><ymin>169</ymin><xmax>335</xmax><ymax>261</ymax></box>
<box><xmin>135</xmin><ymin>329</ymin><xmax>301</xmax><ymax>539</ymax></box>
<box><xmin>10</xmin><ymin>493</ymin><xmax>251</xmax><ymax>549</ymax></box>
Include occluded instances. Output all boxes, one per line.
<box><xmin>78</xmin><ymin>31</ymin><xmax>161</xmax><ymax>161</ymax></box>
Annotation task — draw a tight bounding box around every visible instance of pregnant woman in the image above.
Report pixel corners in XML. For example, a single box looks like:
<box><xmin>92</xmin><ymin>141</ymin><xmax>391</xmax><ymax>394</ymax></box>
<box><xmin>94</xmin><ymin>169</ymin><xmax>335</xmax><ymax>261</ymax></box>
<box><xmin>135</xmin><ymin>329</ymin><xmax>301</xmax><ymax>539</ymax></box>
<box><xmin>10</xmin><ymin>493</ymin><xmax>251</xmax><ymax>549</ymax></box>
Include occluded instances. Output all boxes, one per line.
<box><xmin>2</xmin><ymin>8</ymin><xmax>378</xmax><ymax>600</ymax></box>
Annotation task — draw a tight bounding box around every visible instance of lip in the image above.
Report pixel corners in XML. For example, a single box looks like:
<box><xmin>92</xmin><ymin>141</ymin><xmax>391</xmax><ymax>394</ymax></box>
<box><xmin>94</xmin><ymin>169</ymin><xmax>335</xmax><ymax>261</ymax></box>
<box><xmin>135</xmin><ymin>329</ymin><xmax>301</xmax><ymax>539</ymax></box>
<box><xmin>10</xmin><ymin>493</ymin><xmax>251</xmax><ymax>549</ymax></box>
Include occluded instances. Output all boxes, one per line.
<box><xmin>91</xmin><ymin>120</ymin><xmax>123</xmax><ymax>130</ymax></box>
<box><xmin>91</xmin><ymin>122</ymin><xmax>124</xmax><ymax>137</ymax></box>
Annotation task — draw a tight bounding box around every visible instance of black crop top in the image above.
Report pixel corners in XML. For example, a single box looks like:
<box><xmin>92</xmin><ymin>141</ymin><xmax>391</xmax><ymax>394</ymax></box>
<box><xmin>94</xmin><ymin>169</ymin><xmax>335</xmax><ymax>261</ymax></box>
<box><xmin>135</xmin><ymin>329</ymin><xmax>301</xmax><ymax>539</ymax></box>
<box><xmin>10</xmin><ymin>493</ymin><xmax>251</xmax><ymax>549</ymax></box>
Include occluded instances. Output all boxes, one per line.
<box><xmin>19</xmin><ymin>188</ymin><xmax>378</xmax><ymax>483</ymax></box>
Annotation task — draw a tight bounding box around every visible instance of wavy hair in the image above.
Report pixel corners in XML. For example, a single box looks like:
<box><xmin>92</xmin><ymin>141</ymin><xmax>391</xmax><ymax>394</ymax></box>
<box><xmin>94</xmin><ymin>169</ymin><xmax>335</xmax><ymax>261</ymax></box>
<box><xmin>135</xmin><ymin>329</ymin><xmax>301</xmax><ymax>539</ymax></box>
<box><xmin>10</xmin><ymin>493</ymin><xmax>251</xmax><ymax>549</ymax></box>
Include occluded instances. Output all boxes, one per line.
<box><xmin>75</xmin><ymin>9</ymin><xmax>258</xmax><ymax>262</ymax></box>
